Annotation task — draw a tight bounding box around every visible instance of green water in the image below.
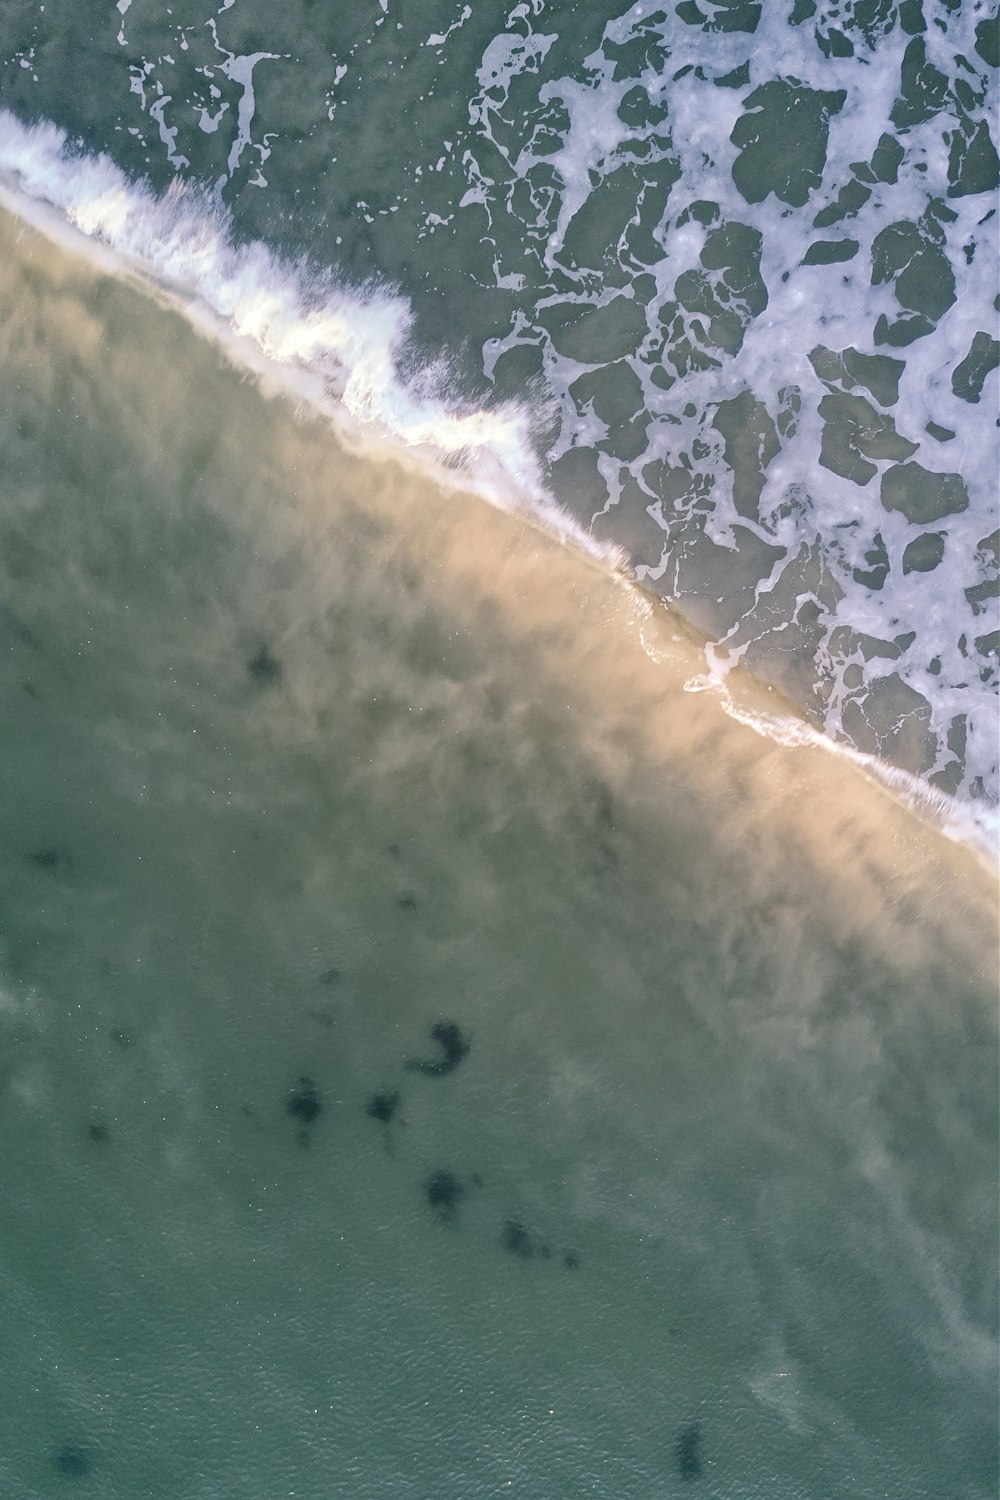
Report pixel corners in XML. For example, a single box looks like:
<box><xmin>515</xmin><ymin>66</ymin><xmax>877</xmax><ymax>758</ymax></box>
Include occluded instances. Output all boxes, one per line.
<box><xmin>0</xmin><ymin>211</ymin><xmax>996</xmax><ymax>1497</ymax></box>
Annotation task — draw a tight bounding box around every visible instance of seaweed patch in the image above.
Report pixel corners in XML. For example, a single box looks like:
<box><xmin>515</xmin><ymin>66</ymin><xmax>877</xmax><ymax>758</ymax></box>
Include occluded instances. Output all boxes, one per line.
<box><xmin>500</xmin><ymin>1220</ymin><xmax>559</xmax><ymax>1263</ymax></box>
<box><xmin>28</xmin><ymin>847</ymin><xmax>71</xmax><ymax>870</ymax></box>
<box><xmin>426</xmin><ymin>1169</ymin><xmax>464</xmax><ymax>1223</ymax></box>
<box><xmin>590</xmin><ymin>778</ymin><xmax>616</xmax><ymax>832</ymax></box>
<box><xmin>285</xmin><ymin>1076</ymin><xmax>322</xmax><ymax>1126</ymax></box>
<box><xmin>366</xmin><ymin>1091</ymin><xmax>401</xmax><ymax>1124</ymax></box>
<box><xmin>247</xmin><ymin>644</ymin><xmax>282</xmax><ymax>685</ymax></box>
<box><xmin>53</xmin><ymin>1443</ymin><xmax>92</xmax><ymax>1478</ymax></box>
<box><xmin>501</xmin><ymin>1219</ymin><xmax>535</xmax><ymax>1259</ymax></box>
<box><xmin>588</xmin><ymin>779</ymin><xmax>620</xmax><ymax>874</ymax></box>
<box><xmin>675</xmin><ymin>1423</ymin><xmax>703</xmax><ymax>1481</ymax></box>
<box><xmin>405</xmin><ymin>1021</ymin><xmax>470</xmax><ymax>1077</ymax></box>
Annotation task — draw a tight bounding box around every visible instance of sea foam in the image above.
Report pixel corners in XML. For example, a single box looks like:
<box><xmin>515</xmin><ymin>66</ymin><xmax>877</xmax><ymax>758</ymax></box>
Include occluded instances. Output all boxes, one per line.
<box><xmin>0</xmin><ymin>96</ymin><xmax>996</xmax><ymax>864</ymax></box>
<box><xmin>0</xmin><ymin>108</ymin><xmax>609</xmax><ymax>560</ymax></box>
<box><xmin>457</xmin><ymin>0</ymin><xmax>998</xmax><ymax>849</ymax></box>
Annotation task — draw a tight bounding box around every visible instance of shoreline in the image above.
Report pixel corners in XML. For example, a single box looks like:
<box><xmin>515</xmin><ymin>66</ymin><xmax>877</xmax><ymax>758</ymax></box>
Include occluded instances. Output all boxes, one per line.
<box><xmin>0</xmin><ymin>174</ymin><xmax>996</xmax><ymax>878</ymax></box>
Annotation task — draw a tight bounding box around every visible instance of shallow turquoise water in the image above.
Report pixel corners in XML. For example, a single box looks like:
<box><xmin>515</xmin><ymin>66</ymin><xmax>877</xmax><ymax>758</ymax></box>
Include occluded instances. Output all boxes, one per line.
<box><xmin>0</xmin><ymin>210</ymin><xmax>996</xmax><ymax>1497</ymax></box>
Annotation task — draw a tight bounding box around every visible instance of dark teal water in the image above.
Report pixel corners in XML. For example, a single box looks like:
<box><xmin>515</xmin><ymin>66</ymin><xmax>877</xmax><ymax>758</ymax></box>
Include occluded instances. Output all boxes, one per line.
<box><xmin>0</xmin><ymin>202</ymin><xmax>996</xmax><ymax>1499</ymax></box>
<box><xmin>0</xmin><ymin>7</ymin><xmax>998</xmax><ymax>1496</ymax></box>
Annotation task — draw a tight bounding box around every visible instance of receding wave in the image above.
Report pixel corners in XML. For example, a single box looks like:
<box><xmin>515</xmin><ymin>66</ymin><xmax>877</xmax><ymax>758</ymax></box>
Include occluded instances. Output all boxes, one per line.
<box><xmin>0</xmin><ymin>103</ymin><xmax>995</xmax><ymax>864</ymax></box>
<box><xmin>0</xmin><ymin>107</ymin><xmax>613</xmax><ymax>561</ymax></box>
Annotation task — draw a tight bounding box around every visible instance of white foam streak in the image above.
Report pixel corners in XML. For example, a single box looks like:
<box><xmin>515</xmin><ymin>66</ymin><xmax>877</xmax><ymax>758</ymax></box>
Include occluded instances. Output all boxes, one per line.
<box><xmin>539</xmin><ymin>55</ymin><xmax>632</xmax><ymax>267</ymax></box>
<box><xmin>684</xmin><ymin>664</ymin><xmax>1000</xmax><ymax>868</ymax></box>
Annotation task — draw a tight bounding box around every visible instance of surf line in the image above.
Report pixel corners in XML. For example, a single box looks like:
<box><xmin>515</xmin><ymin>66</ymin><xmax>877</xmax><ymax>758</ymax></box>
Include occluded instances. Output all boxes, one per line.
<box><xmin>0</xmin><ymin>107</ymin><xmax>624</xmax><ymax>566</ymax></box>
<box><xmin>688</xmin><ymin>668</ymin><xmax>999</xmax><ymax>870</ymax></box>
<box><xmin>613</xmin><ymin>582</ymin><xmax>997</xmax><ymax>869</ymax></box>
<box><xmin>0</xmin><ymin>109</ymin><xmax>995</xmax><ymax>870</ymax></box>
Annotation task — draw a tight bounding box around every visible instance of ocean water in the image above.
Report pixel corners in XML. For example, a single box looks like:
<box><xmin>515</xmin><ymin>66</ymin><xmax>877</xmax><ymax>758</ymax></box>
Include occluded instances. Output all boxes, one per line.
<box><xmin>0</xmin><ymin>0</ymin><xmax>997</xmax><ymax>831</ymax></box>
<box><xmin>0</xmin><ymin>5</ymin><xmax>997</xmax><ymax>1498</ymax></box>
<box><xmin>0</xmin><ymin>198</ymin><xmax>997</xmax><ymax>1499</ymax></box>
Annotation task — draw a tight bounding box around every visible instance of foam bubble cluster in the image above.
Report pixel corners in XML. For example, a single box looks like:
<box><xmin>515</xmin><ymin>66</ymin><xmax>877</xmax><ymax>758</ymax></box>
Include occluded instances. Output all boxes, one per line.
<box><xmin>459</xmin><ymin>0</ymin><xmax>998</xmax><ymax>828</ymax></box>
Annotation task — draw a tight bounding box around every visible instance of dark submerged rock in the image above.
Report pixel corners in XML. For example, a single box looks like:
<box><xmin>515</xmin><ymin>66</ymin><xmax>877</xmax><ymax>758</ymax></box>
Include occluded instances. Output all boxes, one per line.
<box><xmin>319</xmin><ymin>967</ymin><xmax>341</xmax><ymax>986</ymax></box>
<box><xmin>590</xmin><ymin>778</ymin><xmax>616</xmax><ymax>831</ymax></box>
<box><xmin>396</xmin><ymin>892</ymin><xmax>419</xmax><ymax>910</ymax></box>
<box><xmin>28</xmin><ymin>847</ymin><xmax>66</xmax><ymax>870</ymax></box>
<box><xmin>405</xmin><ymin>1021</ymin><xmax>470</xmax><ymax>1077</ymax></box>
<box><xmin>366</xmin><ymin>1091</ymin><xmax>401</xmax><ymax>1124</ymax></box>
<box><xmin>675</xmin><ymin>1423</ymin><xmax>703</xmax><ymax>1481</ymax></box>
<box><xmin>587</xmin><ymin>779</ymin><xmax>620</xmax><ymax>873</ymax></box>
<box><xmin>286</xmin><ymin>1076</ymin><xmax>322</xmax><ymax>1125</ymax></box>
<box><xmin>426</xmin><ymin>1169</ymin><xmax>464</xmax><ymax>1223</ymax></box>
<box><xmin>54</xmin><ymin>1444</ymin><xmax>92</xmax><ymax>1477</ymax></box>
<box><xmin>563</xmin><ymin>1252</ymin><xmax>581</xmax><ymax>1270</ymax></box>
<box><xmin>593</xmin><ymin>839</ymin><xmax>619</xmax><ymax>876</ymax></box>
<box><xmin>502</xmin><ymin>1220</ymin><xmax>534</xmax><ymax>1259</ymax></box>
<box><xmin>109</xmin><ymin>1028</ymin><xmax>132</xmax><ymax>1050</ymax></box>
<box><xmin>247</xmin><ymin>644</ymin><xmax>282</xmax><ymax>685</ymax></box>
<box><xmin>88</xmin><ymin>1123</ymin><xmax>110</xmax><ymax>1143</ymax></box>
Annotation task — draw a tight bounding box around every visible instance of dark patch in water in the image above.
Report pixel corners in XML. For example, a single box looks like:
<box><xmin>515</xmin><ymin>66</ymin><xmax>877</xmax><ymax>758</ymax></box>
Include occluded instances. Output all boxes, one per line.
<box><xmin>675</xmin><ymin>1423</ymin><xmax>703</xmax><ymax>1481</ymax></box>
<box><xmin>366</xmin><ymin>1091</ymin><xmax>400</xmax><ymax>1124</ymax></box>
<box><xmin>405</xmin><ymin>1021</ymin><xmax>470</xmax><ymax>1077</ymax></box>
<box><xmin>53</xmin><ymin>1444</ymin><xmax>92</xmax><ymax>1478</ymax></box>
<box><xmin>587</xmin><ymin>779</ymin><xmax>620</xmax><ymax>874</ymax></box>
<box><xmin>396</xmin><ymin>892</ymin><xmax>419</xmax><ymax>910</ymax></box>
<box><xmin>11</xmin><ymin>617</ymin><xmax>42</xmax><ymax>652</ymax></box>
<box><xmin>109</xmin><ymin>1028</ymin><xmax>132</xmax><ymax>1050</ymax></box>
<box><xmin>22</xmin><ymin>679</ymin><xmax>38</xmax><ymax>698</ymax></box>
<box><xmin>319</xmin><ymin>967</ymin><xmax>341</xmax><ymax>985</ymax></box>
<box><xmin>28</xmin><ymin>846</ymin><xmax>70</xmax><ymax>870</ymax></box>
<box><xmin>563</xmin><ymin>1252</ymin><xmax>580</xmax><ymax>1270</ymax></box>
<box><xmin>88</xmin><ymin>1123</ymin><xmax>110</xmax><ymax>1143</ymax></box>
<box><xmin>502</xmin><ymin>1220</ymin><xmax>534</xmax><ymax>1259</ymax></box>
<box><xmin>247</xmin><ymin>645</ymin><xmax>282</xmax><ymax>686</ymax></box>
<box><xmin>286</xmin><ymin>1076</ymin><xmax>322</xmax><ymax>1125</ymax></box>
<box><xmin>426</xmin><ymin>1169</ymin><xmax>464</xmax><ymax>1223</ymax></box>
<box><xmin>593</xmin><ymin>840</ymin><xmax>620</xmax><ymax>875</ymax></box>
<box><xmin>590</xmin><ymin>778</ymin><xmax>616</xmax><ymax>831</ymax></box>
